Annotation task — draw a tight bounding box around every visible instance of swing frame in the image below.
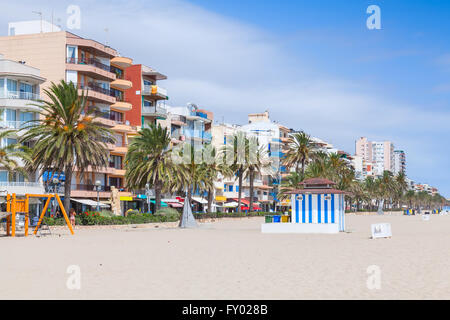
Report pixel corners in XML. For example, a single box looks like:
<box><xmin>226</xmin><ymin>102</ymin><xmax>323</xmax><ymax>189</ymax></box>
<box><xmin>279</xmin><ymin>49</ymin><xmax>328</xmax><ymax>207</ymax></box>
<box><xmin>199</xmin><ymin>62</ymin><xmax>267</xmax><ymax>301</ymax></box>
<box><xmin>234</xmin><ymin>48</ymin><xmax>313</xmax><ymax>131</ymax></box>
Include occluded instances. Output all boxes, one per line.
<box><xmin>4</xmin><ymin>193</ymin><xmax>74</xmax><ymax>237</ymax></box>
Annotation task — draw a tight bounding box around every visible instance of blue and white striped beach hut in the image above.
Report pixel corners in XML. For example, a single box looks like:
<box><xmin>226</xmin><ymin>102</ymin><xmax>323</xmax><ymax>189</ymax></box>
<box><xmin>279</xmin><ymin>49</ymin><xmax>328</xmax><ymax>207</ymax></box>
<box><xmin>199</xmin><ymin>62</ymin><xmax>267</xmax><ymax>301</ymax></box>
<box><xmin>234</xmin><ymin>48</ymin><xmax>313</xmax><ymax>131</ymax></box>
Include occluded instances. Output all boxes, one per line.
<box><xmin>262</xmin><ymin>178</ymin><xmax>348</xmax><ymax>234</ymax></box>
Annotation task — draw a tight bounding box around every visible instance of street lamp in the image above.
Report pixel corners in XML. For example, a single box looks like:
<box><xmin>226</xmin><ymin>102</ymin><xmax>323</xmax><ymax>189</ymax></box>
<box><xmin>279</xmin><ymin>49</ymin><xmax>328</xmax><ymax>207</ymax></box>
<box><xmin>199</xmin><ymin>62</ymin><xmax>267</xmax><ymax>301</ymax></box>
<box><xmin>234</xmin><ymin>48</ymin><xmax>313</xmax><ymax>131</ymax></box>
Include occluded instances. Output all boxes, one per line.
<box><xmin>51</xmin><ymin>177</ymin><xmax>60</xmax><ymax>215</ymax></box>
<box><xmin>95</xmin><ymin>180</ymin><xmax>102</xmax><ymax>212</ymax></box>
<box><xmin>145</xmin><ymin>183</ymin><xmax>150</xmax><ymax>214</ymax></box>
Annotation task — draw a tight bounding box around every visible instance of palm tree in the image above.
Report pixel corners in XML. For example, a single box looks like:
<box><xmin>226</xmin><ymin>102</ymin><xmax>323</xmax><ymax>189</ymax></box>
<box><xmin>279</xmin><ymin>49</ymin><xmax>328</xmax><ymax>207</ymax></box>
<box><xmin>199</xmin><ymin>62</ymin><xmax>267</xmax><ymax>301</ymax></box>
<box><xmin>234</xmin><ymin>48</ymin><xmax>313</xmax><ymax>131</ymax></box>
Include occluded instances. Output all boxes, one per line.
<box><xmin>223</xmin><ymin>132</ymin><xmax>249</xmax><ymax>213</ymax></box>
<box><xmin>0</xmin><ymin>130</ymin><xmax>31</xmax><ymax>178</ymax></box>
<box><xmin>201</xmin><ymin>144</ymin><xmax>233</xmax><ymax>213</ymax></box>
<box><xmin>126</xmin><ymin>124</ymin><xmax>183</xmax><ymax>212</ymax></box>
<box><xmin>283</xmin><ymin>131</ymin><xmax>318</xmax><ymax>176</ymax></box>
<box><xmin>244</xmin><ymin>137</ymin><xmax>273</xmax><ymax>212</ymax></box>
<box><xmin>21</xmin><ymin>80</ymin><xmax>114</xmax><ymax>211</ymax></box>
<box><xmin>277</xmin><ymin>171</ymin><xmax>303</xmax><ymax>201</ymax></box>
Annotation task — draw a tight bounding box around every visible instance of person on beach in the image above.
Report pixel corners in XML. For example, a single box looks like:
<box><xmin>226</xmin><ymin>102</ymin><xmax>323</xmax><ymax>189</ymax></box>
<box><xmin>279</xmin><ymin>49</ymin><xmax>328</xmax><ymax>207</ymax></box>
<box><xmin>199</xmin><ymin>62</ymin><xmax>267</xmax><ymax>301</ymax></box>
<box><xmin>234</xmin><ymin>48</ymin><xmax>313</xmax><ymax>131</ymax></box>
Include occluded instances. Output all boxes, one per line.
<box><xmin>69</xmin><ymin>208</ymin><xmax>76</xmax><ymax>228</ymax></box>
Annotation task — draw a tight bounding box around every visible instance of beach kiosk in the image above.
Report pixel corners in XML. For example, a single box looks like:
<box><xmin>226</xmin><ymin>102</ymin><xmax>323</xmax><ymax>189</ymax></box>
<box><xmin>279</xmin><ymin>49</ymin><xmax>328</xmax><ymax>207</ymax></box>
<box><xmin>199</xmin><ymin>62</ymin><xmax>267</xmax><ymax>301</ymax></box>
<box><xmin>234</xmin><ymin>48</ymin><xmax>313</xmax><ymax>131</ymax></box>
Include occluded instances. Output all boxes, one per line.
<box><xmin>262</xmin><ymin>178</ymin><xmax>348</xmax><ymax>234</ymax></box>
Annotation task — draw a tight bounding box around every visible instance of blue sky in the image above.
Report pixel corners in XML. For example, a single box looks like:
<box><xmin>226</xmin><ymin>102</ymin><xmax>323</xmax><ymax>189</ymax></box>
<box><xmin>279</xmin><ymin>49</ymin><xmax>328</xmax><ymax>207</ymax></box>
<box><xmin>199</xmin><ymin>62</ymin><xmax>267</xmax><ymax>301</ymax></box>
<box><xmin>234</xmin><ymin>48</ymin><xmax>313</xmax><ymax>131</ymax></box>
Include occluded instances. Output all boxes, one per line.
<box><xmin>1</xmin><ymin>0</ymin><xmax>449</xmax><ymax>196</ymax></box>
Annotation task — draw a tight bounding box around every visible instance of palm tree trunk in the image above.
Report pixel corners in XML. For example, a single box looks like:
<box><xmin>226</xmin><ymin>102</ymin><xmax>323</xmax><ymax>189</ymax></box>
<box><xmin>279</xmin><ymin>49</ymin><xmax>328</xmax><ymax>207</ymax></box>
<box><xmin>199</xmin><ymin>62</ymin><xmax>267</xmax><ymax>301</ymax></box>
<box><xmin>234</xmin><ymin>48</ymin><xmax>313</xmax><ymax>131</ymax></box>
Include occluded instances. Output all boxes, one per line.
<box><xmin>155</xmin><ymin>180</ymin><xmax>162</xmax><ymax>212</ymax></box>
<box><xmin>237</xmin><ymin>170</ymin><xmax>243</xmax><ymax>213</ymax></box>
<box><xmin>249</xmin><ymin>169</ymin><xmax>254</xmax><ymax>213</ymax></box>
<box><xmin>301</xmin><ymin>158</ymin><xmax>305</xmax><ymax>177</ymax></box>
<box><xmin>207</xmin><ymin>188</ymin><xmax>213</xmax><ymax>213</ymax></box>
<box><xmin>63</xmin><ymin>167</ymin><xmax>73</xmax><ymax>213</ymax></box>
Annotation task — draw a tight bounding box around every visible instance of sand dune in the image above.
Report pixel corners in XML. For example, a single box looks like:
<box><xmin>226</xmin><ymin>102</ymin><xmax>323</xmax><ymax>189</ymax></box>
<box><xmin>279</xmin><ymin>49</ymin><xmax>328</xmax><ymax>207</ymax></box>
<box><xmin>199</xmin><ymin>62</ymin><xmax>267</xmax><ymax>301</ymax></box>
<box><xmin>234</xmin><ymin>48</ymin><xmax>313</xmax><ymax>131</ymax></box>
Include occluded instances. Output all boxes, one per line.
<box><xmin>1</xmin><ymin>213</ymin><xmax>449</xmax><ymax>299</ymax></box>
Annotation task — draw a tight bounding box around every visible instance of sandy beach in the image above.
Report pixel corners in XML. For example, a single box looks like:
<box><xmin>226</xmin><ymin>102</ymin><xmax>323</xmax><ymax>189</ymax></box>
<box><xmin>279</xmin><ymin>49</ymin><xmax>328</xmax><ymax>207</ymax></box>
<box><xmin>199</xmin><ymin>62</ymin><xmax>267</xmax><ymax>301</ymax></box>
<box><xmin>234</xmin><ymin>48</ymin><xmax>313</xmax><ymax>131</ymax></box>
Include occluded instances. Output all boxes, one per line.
<box><xmin>1</xmin><ymin>213</ymin><xmax>449</xmax><ymax>300</ymax></box>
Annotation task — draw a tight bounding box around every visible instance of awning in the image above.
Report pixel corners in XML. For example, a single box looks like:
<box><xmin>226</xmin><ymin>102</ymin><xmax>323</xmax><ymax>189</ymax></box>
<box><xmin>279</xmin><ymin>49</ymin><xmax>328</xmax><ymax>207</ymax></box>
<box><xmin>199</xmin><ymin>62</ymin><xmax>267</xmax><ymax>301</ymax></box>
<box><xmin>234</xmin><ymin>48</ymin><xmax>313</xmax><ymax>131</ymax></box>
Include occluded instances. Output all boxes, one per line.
<box><xmin>120</xmin><ymin>196</ymin><xmax>133</xmax><ymax>201</ymax></box>
<box><xmin>150</xmin><ymin>200</ymin><xmax>168</xmax><ymax>207</ymax></box>
<box><xmin>71</xmin><ymin>198</ymin><xmax>109</xmax><ymax>208</ymax></box>
<box><xmin>233</xmin><ymin>198</ymin><xmax>249</xmax><ymax>205</ymax></box>
<box><xmin>167</xmin><ymin>202</ymin><xmax>183</xmax><ymax>208</ymax></box>
<box><xmin>42</xmin><ymin>171</ymin><xmax>65</xmax><ymax>182</ymax></box>
<box><xmin>241</xmin><ymin>206</ymin><xmax>262</xmax><ymax>211</ymax></box>
<box><xmin>223</xmin><ymin>202</ymin><xmax>238</xmax><ymax>208</ymax></box>
<box><xmin>215</xmin><ymin>196</ymin><xmax>227</xmax><ymax>202</ymax></box>
<box><xmin>191</xmin><ymin>196</ymin><xmax>208</xmax><ymax>204</ymax></box>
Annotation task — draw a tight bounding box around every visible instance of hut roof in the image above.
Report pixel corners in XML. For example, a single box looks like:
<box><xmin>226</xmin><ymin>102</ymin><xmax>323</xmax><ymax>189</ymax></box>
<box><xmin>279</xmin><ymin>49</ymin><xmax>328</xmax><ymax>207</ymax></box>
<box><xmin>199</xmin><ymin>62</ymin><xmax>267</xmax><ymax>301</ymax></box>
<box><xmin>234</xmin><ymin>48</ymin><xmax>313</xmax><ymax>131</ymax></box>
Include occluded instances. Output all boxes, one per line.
<box><xmin>287</xmin><ymin>189</ymin><xmax>350</xmax><ymax>195</ymax></box>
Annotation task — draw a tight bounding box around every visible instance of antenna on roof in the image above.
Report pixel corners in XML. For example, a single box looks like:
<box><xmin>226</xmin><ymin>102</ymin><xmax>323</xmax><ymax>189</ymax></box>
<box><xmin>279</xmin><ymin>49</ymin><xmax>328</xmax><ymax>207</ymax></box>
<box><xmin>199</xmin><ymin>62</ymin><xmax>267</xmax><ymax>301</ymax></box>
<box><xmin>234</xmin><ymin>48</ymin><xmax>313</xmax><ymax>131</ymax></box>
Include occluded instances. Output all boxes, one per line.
<box><xmin>32</xmin><ymin>11</ymin><xmax>43</xmax><ymax>33</ymax></box>
<box><xmin>104</xmin><ymin>28</ymin><xmax>109</xmax><ymax>46</ymax></box>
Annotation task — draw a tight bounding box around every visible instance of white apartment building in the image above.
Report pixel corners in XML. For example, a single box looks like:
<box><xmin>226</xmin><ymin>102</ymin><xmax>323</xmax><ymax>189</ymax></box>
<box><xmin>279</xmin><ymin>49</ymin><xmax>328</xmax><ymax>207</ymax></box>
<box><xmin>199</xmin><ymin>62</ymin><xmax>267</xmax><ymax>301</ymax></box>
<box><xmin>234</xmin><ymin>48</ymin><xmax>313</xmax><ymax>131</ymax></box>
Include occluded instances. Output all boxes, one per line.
<box><xmin>355</xmin><ymin>137</ymin><xmax>395</xmax><ymax>176</ymax></box>
<box><xmin>0</xmin><ymin>53</ymin><xmax>45</xmax><ymax>195</ymax></box>
<box><xmin>393</xmin><ymin>150</ymin><xmax>406</xmax><ymax>175</ymax></box>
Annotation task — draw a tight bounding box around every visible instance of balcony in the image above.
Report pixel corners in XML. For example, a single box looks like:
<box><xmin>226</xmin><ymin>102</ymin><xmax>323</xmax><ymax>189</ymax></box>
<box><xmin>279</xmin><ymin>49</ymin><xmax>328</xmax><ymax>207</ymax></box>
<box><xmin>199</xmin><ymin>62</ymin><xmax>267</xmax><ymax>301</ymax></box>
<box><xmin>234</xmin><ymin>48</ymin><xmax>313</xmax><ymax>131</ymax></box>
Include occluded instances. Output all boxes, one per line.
<box><xmin>142</xmin><ymin>85</ymin><xmax>168</xmax><ymax>100</ymax></box>
<box><xmin>141</xmin><ymin>105</ymin><xmax>167</xmax><ymax>119</ymax></box>
<box><xmin>0</xmin><ymin>120</ymin><xmax>34</xmax><ymax>130</ymax></box>
<box><xmin>110</xmin><ymin>57</ymin><xmax>133</xmax><ymax>69</ymax></box>
<box><xmin>0</xmin><ymin>181</ymin><xmax>45</xmax><ymax>195</ymax></box>
<box><xmin>110</xmin><ymin>93</ymin><xmax>132</xmax><ymax>111</ymax></box>
<box><xmin>183</xmin><ymin>129</ymin><xmax>212</xmax><ymax>141</ymax></box>
<box><xmin>0</xmin><ymin>90</ymin><xmax>42</xmax><ymax>111</ymax></box>
<box><xmin>110</xmin><ymin>79</ymin><xmax>132</xmax><ymax>90</ymax></box>
<box><xmin>70</xmin><ymin>184</ymin><xmax>112</xmax><ymax>198</ymax></box>
<box><xmin>66</xmin><ymin>58</ymin><xmax>116</xmax><ymax>81</ymax></box>
<box><xmin>78</xmin><ymin>82</ymin><xmax>115</xmax><ymax>104</ymax></box>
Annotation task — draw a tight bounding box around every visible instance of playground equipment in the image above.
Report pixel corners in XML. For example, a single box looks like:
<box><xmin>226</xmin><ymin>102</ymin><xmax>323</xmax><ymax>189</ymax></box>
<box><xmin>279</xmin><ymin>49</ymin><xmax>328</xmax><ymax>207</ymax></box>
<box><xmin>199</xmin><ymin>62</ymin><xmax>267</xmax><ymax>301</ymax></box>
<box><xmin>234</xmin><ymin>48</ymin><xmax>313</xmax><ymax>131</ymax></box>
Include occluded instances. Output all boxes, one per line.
<box><xmin>2</xmin><ymin>193</ymin><xmax>74</xmax><ymax>237</ymax></box>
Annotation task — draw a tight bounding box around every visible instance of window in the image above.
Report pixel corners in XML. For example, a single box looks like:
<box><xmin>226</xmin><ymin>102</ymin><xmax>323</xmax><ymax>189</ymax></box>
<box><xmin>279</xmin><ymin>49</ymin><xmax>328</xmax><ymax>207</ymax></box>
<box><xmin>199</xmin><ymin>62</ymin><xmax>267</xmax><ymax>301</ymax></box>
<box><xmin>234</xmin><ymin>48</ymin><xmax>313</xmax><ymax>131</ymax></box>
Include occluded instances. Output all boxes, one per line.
<box><xmin>67</xmin><ymin>46</ymin><xmax>77</xmax><ymax>62</ymax></box>
<box><xmin>109</xmin><ymin>177</ymin><xmax>123</xmax><ymax>188</ymax></box>
<box><xmin>143</xmin><ymin>79</ymin><xmax>154</xmax><ymax>86</ymax></box>
<box><xmin>7</xmin><ymin>79</ymin><xmax>17</xmax><ymax>92</ymax></box>
<box><xmin>224</xmin><ymin>185</ymin><xmax>227</xmax><ymax>192</ymax></box>
<box><xmin>224</xmin><ymin>136</ymin><xmax>226</xmax><ymax>145</ymax></box>
<box><xmin>228</xmin><ymin>185</ymin><xmax>233</xmax><ymax>192</ymax></box>
<box><xmin>109</xmin><ymin>155</ymin><xmax>122</xmax><ymax>169</ymax></box>
<box><xmin>20</xmin><ymin>112</ymin><xmax>34</xmax><ymax>122</ymax></box>
<box><xmin>0</xmin><ymin>171</ymin><xmax>7</xmax><ymax>182</ymax></box>
<box><xmin>143</xmin><ymin>100</ymin><xmax>153</xmax><ymax>107</ymax></box>
<box><xmin>5</xmin><ymin>138</ymin><xmax>17</xmax><ymax>146</ymax></box>
<box><xmin>6</xmin><ymin>109</ymin><xmax>16</xmax><ymax>121</ymax></box>
<box><xmin>236</xmin><ymin>186</ymin><xmax>239</xmax><ymax>192</ymax></box>
<box><xmin>0</xmin><ymin>78</ymin><xmax>4</xmax><ymax>91</ymax></box>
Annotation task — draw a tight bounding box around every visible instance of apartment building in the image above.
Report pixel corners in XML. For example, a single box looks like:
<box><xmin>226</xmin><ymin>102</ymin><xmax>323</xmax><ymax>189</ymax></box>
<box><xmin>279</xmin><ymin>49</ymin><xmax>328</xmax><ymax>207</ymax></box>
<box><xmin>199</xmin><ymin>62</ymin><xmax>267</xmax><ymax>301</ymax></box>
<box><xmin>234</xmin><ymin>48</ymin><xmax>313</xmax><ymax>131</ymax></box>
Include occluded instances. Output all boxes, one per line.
<box><xmin>124</xmin><ymin>64</ymin><xmax>168</xmax><ymax>128</ymax></box>
<box><xmin>0</xmin><ymin>54</ymin><xmax>45</xmax><ymax>196</ymax></box>
<box><xmin>355</xmin><ymin>137</ymin><xmax>395</xmax><ymax>176</ymax></box>
<box><xmin>0</xmin><ymin>23</ymin><xmax>137</xmax><ymax>212</ymax></box>
<box><xmin>393</xmin><ymin>150</ymin><xmax>406</xmax><ymax>175</ymax></box>
<box><xmin>167</xmin><ymin>104</ymin><xmax>213</xmax><ymax>146</ymax></box>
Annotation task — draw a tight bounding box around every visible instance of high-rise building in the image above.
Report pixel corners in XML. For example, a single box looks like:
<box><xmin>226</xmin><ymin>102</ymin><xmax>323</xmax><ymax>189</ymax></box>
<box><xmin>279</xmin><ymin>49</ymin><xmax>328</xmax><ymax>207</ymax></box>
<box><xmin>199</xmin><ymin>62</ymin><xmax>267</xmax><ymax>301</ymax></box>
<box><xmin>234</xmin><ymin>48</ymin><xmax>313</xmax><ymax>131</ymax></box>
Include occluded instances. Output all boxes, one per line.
<box><xmin>0</xmin><ymin>23</ymin><xmax>138</xmax><ymax>212</ymax></box>
<box><xmin>355</xmin><ymin>137</ymin><xmax>395</xmax><ymax>176</ymax></box>
<box><xmin>393</xmin><ymin>150</ymin><xmax>406</xmax><ymax>175</ymax></box>
<box><xmin>0</xmin><ymin>54</ymin><xmax>45</xmax><ymax>197</ymax></box>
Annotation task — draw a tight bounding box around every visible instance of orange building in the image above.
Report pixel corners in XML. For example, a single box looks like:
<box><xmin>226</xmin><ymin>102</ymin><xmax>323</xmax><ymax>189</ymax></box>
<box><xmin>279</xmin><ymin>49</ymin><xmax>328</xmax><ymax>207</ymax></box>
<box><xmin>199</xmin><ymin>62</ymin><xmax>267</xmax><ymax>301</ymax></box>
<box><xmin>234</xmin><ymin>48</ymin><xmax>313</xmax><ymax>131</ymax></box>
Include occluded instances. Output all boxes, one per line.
<box><xmin>0</xmin><ymin>28</ymin><xmax>137</xmax><ymax>212</ymax></box>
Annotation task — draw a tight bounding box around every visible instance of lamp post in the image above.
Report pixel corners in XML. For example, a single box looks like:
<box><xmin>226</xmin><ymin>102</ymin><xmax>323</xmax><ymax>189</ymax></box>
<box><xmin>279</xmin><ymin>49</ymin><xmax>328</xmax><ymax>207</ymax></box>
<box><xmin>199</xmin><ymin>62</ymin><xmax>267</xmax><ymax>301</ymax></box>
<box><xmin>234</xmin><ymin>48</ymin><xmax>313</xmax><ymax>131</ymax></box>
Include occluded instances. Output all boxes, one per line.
<box><xmin>145</xmin><ymin>183</ymin><xmax>150</xmax><ymax>214</ymax></box>
<box><xmin>51</xmin><ymin>177</ymin><xmax>59</xmax><ymax>215</ymax></box>
<box><xmin>95</xmin><ymin>180</ymin><xmax>102</xmax><ymax>212</ymax></box>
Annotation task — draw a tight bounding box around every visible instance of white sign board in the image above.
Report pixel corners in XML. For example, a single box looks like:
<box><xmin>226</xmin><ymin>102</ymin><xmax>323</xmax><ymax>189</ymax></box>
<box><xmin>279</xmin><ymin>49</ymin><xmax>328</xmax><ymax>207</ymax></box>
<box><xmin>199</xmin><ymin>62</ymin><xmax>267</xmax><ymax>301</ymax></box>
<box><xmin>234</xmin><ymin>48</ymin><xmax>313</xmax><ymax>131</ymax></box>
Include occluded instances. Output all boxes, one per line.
<box><xmin>371</xmin><ymin>223</ymin><xmax>392</xmax><ymax>239</ymax></box>
<box><xmin>422</xmin><ymin>215</ymin><xmax>430</xmax><ymax>221</ymax></box>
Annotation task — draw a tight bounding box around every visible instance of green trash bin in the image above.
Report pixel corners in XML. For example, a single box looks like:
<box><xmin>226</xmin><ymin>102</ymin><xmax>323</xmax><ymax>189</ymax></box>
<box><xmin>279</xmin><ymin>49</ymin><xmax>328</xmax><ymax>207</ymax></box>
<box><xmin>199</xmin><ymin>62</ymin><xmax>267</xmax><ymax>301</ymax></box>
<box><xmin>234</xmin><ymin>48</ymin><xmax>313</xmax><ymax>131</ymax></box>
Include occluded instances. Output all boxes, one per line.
<box><xmin>265</xmin><ymin>215</ymin><xmax>273</xmax><ymax>223</ymax></box>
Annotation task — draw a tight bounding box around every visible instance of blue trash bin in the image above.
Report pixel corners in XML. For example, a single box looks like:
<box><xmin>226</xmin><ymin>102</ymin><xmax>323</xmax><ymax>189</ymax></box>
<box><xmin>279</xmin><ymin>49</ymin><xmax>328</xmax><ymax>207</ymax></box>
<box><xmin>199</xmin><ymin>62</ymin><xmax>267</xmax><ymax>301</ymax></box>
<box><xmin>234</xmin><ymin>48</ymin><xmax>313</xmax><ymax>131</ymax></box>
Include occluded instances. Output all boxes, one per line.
<box><xmin>273</xmin><ymin>215</ymin><xmax>281</xmax><ymax>223</ymax></box>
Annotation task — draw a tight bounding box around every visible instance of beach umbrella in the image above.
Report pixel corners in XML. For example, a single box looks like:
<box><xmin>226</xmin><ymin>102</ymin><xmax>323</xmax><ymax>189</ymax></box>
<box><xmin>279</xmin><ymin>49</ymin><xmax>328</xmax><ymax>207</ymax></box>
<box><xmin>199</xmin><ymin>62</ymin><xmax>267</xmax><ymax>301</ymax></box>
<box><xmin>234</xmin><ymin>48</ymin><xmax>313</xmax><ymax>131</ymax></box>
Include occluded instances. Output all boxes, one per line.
<box><xmin>179</xmin><ymin>197</ymin><xmax>198</xmax><ymax>228</ymax></box>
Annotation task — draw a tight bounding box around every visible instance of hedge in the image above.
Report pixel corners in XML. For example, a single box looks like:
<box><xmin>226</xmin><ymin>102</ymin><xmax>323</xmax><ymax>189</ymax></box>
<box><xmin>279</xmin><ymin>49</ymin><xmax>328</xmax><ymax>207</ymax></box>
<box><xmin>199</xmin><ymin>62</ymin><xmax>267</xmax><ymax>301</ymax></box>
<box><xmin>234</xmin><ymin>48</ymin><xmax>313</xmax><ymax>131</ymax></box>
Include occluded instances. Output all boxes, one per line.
<box><xmin>42</xmin><ymin>211</ymin><xmax>284</xmax><ymax>226</ymax></box>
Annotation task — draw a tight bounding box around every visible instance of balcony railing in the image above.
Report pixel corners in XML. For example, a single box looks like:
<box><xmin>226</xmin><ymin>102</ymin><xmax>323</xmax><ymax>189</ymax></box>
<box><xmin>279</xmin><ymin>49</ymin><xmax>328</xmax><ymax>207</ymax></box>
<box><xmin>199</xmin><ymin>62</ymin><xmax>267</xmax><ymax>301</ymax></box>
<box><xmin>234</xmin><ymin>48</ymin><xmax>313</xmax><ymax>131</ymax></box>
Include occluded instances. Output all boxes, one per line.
<box><xmin>0</xmin><ymin>120</ymin><xmax>34</xmax><ymax>129</ymax></box>
<box><xmin>183</xmin><ymin>129</ymin><xmax>212</xmax><ymax>141</ymax></box>
<box><xmin>78</xmin><ymin>82</ymin><xmax>111</xmax><ymax>96</ymax></box>
<box><xmin>142</xmin><ymin>85</ymin><xmax>168</xmax><ymax>97</ymax></box>
<box><xmin>71</xmin><ymin>184</ymin><xmax>112</xmax><ymax>192</ymax></box>
<box><xmin>142</xmin><ymin>105</ymin><xmax>167</xmax><ymax>116</ymax></box>
<box><xmin>66</xmin><ymin>57</ymin><xmax>112</xmax><ymax>72</ymax></box>
<box><xmin>0</xmin><ymin>90</ymin><xmax>40</xmax><ymax>101</ymax></box>
<box><xmin>0</xmin><ymin>181</ymin><xmax>43</xmax><ymax>187</ymax></box>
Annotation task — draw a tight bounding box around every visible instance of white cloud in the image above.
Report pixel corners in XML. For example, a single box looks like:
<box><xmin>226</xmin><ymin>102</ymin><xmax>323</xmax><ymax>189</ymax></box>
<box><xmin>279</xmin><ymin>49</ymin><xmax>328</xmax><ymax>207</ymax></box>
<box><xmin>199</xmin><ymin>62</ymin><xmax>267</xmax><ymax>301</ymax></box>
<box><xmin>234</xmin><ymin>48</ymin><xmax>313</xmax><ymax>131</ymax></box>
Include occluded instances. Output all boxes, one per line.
<box><xmin>1</xmin><ymin>0</ymin><xmax>449</xmax><ymax>195</ymax></box>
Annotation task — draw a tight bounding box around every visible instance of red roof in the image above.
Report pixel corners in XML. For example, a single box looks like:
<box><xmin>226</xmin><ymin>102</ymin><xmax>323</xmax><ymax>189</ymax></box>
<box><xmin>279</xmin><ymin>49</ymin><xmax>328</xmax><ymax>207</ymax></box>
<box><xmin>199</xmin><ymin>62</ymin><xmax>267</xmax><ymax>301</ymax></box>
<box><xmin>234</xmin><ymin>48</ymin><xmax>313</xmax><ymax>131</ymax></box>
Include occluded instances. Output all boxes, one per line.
<box><xmin>300</xmin><ymin>178</ymin><xmax>336</xmax><ymax>185</ymax></box>
<box><xmin>287</xmin><ymin>189</ymin><xmax>350</xmax><ymax>195</ymax></box>
<box><xmin>233</xmin><ymin>198</ymin><xmax>250</xmax><ymax>205</ymax></box>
